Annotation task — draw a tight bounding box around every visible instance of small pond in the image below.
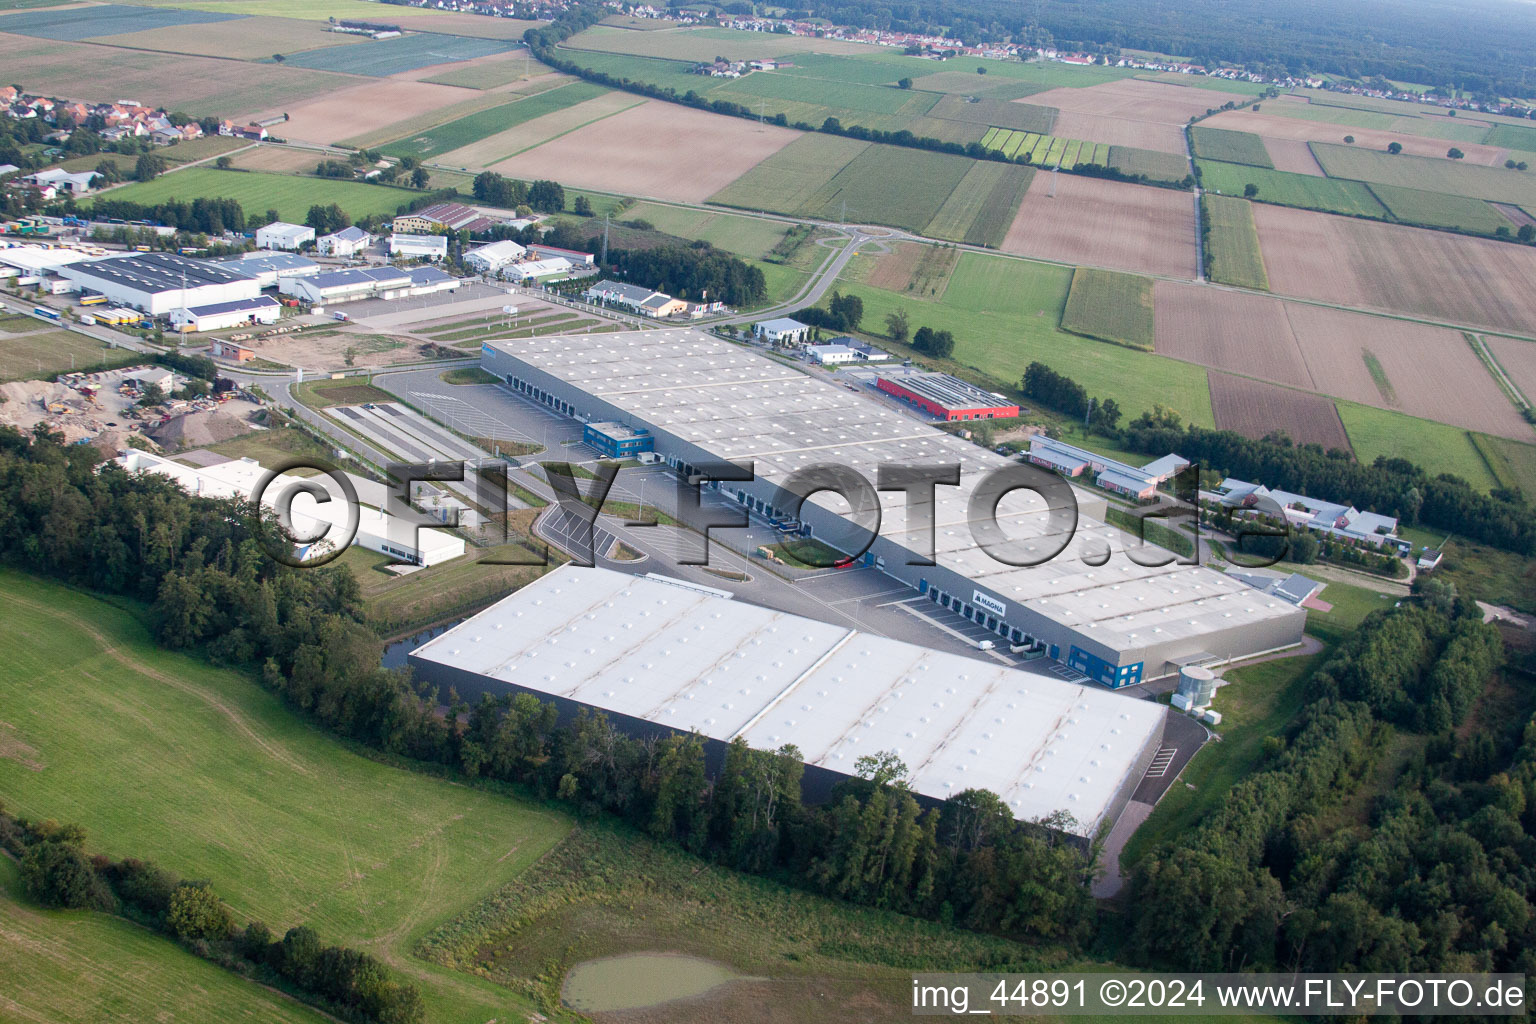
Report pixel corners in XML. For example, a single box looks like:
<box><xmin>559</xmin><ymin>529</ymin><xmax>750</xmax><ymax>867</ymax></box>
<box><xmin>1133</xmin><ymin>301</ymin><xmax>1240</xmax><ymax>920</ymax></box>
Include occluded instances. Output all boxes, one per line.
<box><xmin>561</xmin><ymin>953</ymin><xmax>740</xmax><ymax>1012</ymax></box>
<box><xmin>380</xmin><ymin>621</ymin><xmax>459</xmax><ymax>669</ymax></box>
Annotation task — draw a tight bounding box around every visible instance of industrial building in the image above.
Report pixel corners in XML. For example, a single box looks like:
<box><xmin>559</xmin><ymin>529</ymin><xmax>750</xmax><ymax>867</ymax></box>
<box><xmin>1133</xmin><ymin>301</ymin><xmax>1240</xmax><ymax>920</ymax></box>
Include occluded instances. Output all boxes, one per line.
<box><xmin>277</xmin><ymin>265</ymin><xmax>459</xmax><ymax>304</ymax></box>
<box><xmin>389</xmin><ymin>233</ymin><xmax>447</xmax><ymax>261</ymax></box>
<box><xmin>582</xmin><ymin>420</ymin><xmax>654</xmax><ymax>459</ymax></box>
<box><xmin>169</xmin><ymin>294</ymin><xmax>281</xmax><ymax>332</ymax></box>
<box><xmin>481</xmin><ymin>329</ymin><xmax>1306</xmax><ymax>687</ymax></box>
<box><xmin>316</xmin><ymin>225</ymin><xmax>372</xmax><ymax>257</ymax></box>
<box><xmin>878</xmin><ymin>372</ymin><xmax>1020</xmax><ymax>422</ymax></box>
<box><xmin>528</xmin><ymin>243</ymin><xmax>594</xmax><ymax>265</ymax></box>
<box><xmin>582</xmin><ymin>279</ymin><xmax>687</xmax><ymax>317</ymax></box>
<box><xmin>1028</xmin><ymin>436</ymin><xmax>1189</xmax><ymax>502</ymax></box>
<box><xmin>1210</xmin><ymin>478</ymin><xmax>1409</xmax><ymax>553</ymax></box>
<box><xmin>463</xmin><ymin>239</ymin><xmax>526</xmax><ymax>274</ymax></box>
<box><xmin>506</xmin><ymin>256</ymin><xmax>572</xmax><ymax>282</ymax></box>
<box><xmin>408</xmin><ymin>566</ymin><xmax>1168</xmax><ymax>834</ymax></box>
<box><xmin>117</xmin><ymin>449</ymin><xmax>466</xmax><ymax>566</ymax></box>
<box><xmin>753</xmin><ymin>316</ymin><xmax>809</xmax><ymax>345</ymax></box>
<box><xmin>255</xmin><ymin>221</ymin><xmax>315</xmax><ymax>251</ymax></box>
<box><xmin>57</xmin><ymin>251</ymin><xmax>261</xmax><ymax>314</ymax></box>
<box><xmin>213</xmin><ymin>251</ymin><xmax>321</xmax><ymax>288</ymax></box>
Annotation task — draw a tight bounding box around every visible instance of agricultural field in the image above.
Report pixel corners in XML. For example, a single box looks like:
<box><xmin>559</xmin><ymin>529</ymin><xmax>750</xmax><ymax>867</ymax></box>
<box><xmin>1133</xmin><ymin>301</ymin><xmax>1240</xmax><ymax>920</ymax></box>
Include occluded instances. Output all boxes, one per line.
<box><xmin>1337</xmin><ymin>402</ymin><xmax>1503</xmax><ymax>490</ymax></box>
<box><xmin>1475</xmin><ymin>434</ymin><xmax>1536</xmax><ymax>497</ymax></box>
<box><xmin>0</xmin><ymin>572</ymin><xmax>572</xmax><ymax>1024</ymax></box>
<box><xmin>491</xmin><ymin>98</ymin><xmax>799</xmax><ymax>203</ymax></box>
<box><xmin>229</xmin><ymin>142</ymin><xmax>334</xmax><ymax>173</ymax></box>
<box><xmin>0</xmin><ymin>860</ymin><xmax>330</xmax><ymax>1024</ymax></box>
<box><xmin>559</xmin><ymin>23</ymin><xmax>873</xmax><ymax>61</ymax></box>
<box><xmin>276</xmin><ymin>31</ymin><xmax>518</xmax><ymax>77</ymax></box>
<box><xmin>93</xmin><ymin>168</ymin><xmax>420</xmax><ymax>222</ymax></box>
<box><xmin>1486</xmin><ymin>122</ymin><xmax>1536</xmax><ymax>151</ymax></box>
<box><xmin>0</xmin><ymin>33</ymin><xmax>352</xmax><ymax>116</ymax></box>
<box><xmin>1310</xmin><ymin>143</ymin><xmax>1536</xmax><ymax>207</ymax></box>
<box><xmin>1060</xmin><ymin>268</ymin><xmax>1156</xmax><ymax>350</ymax></box>
<box><xmin>1366</xmin><ymin>183</ymin><xmax>1511</xmax><ymax>235</ymax></box>
<box><xmin>822</xmin><ymin>252</ymin><xmax>1217</xmax><ymax>428</ymax></box>
<box><xmin>1251</xmin><ymin>203</ymin><xmax>1536</xmax><ymax>335</ymax></box>
<box><xmin>0</xmin><ymin>328</ymin><xmax>139</xmax><ymax>380</ymax></box>
<box><xmin>1001</xmin><ymin>174</ymin><xmax>1199</xmax><ymax>278</ymax></box>
<box><xmin>1261</xmin><ymin>137</ymin><xmax>1326</xmax><ymax>175</ymax></box>
<box><xmin>979</xmin><ymin>128</ymin><xmax>1112</xmax><ymax>169</ymax></box>
<box><xmin>422</xmin><ymin>57</ymin><xmax>551</xmax><ymax>90</ymax></box>
<box><xmin>1197</xmin><ymin>159</ymin><xmax>1389</xmax><ymax>218</ymax></box>
<box><xmin>1190</xmin><ymin>126</ymin><xmax>1274</xmax><ymax>166</ymax></box>
<box><xmin>708</xmin><ymin>67</ymin><xmax>938</xmax><ymax>131</ymax></box>
<box><xmin>279</xmin><ymin>79</ymin><xmax>500</xmax><ymax>147</ymax></box>
<box><xmin>621</xmin><ymin>202</ymin><xmax>790</xmax><ymax>259</ymax></box>
<box><xmin>0</xmin><ymin>2</ymin><xmax>239</xmax><ymax>40</ymax></box>
<box><xmin>128</xmin><ymin>0</ymin><xmax>455</xmax><ymax>20</ymax></box>
<box><xmin>1201</xmin><ymin>194</ymin><xmax>1270</xmax><ymax>289</ymax></box>
<box><xmin>1025</xmin><ymin>78</ymin><xmax>1246</xmax><ymax>155</ymax></box>
<box><xmin>856</xmin><ymin>241</ymin><xmax>959</xmax><ymax>297</ymax></box>
<box><xmin>1201</xmin><ymin>108</ymin><xmax>1512</xmax><ymax>165</ymax></box>
<box><xmin>381</xmin><ymin>80</ymin><xmax>610</xmax><ymax>159</ymax></box>
<box><xmin>84</xmin><ymin>14</ymin><xmax>365</xmax><ymax>59</ymax></box>
<box><xmin>1284</xmin><ymin>304</ymin><xmax>1532</xmax><ymax>439</ymax></box>
<box><xmin>1153</xmin><ymin>283</ymin><xmax>1313</xmax><ymax>388</ymax></box>
<box><xmin>786</xmin><ymin>145</ymin><xmax>973</xmax><ymax>231</ymax></box>
<box><xmin>446</xmin><ymin>90</ymin><xmax>642</xmax><ymax>167</ymax></box>
<box><xmin>1207</xmin><ymin>371</ymin><xmax>1352</xmax><ymax>451</ymax></box>
<box><xmin>926</xmin><ymin>93</ymin><xmax>1056</xmax><ymax>134</ymax></box>
<box><xmin>1106</xmin><ymin>145</ymin><xmax>1191</xmax><ymax>182</ymax></box>
<box><xmin>1484</xmin><ymin>336</ymin><xmax>1536</xmax><ymax>408</ymax></box>
<box><xmin>709</xmin><ymin>133</ymin><xmax>869</xmax><ymax>212</ymax></box>
<box><xmin>918</xmin><ymin>160</ymin><xmax>1033</xmax><ymax>246</ymax></box>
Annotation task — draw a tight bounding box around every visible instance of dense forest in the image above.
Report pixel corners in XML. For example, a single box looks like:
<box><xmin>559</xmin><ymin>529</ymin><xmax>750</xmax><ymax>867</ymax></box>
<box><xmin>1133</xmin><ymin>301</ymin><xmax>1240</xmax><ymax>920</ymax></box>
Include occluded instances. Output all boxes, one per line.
<box><xmin>1127</xmin><ymin>602</ymin><xmax>1536</xmax><ymax>988</ymax></box>
<box><xmin>790</xmin><ymin>0</ymin><xmax>1536</xmax><ymax>98</ymax></box>
<box><xmin>0</xmin><ymin>426</ymin><xmax>1095</xmax><ymax>948</ymax></box>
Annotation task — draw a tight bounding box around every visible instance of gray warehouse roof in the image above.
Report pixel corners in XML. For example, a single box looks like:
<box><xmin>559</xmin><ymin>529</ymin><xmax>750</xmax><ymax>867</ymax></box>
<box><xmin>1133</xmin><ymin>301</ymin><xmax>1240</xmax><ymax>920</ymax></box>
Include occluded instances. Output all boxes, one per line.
<box><xmin>411</xmin><ymin>566</ymin><xmax>1168</xmax><ymax>833</ymax></box>
<box><xmin>483</xmin><ymin>329</ymin><xmax>1303</xmax><ymax>657</ymax></box>
<box><xmin>65</xmin><ymin>251</ymin><xmax>249</xmax><ymax>292</ymax></box>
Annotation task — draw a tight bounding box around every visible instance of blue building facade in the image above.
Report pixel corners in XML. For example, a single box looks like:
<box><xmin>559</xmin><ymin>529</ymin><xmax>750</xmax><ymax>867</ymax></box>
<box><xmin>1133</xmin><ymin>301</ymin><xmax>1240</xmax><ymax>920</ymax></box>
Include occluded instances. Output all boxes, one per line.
<box><xmin>583</xmin><ymin>421</ymin><xmax>654</xmax><ymax>460</ymax></box>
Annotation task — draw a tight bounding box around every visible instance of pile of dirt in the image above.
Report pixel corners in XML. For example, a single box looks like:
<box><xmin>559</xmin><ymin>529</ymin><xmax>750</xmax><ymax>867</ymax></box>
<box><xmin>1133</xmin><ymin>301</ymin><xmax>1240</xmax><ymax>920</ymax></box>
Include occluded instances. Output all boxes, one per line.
<box><xmin>148</xmin><ymin>408</ymin><xmax>254</xmax><ymax>450</ymax></box>
<box><xmin>0</xmin><ymin>379</ymin><xmax>106</xmax><ymax>443</ymax></box>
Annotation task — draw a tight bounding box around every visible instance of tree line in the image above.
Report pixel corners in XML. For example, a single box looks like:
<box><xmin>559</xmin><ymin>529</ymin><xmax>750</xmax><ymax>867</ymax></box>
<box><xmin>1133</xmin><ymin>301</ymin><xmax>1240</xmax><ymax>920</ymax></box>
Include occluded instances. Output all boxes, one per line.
<box><xmin>0</xmin><ymin>426</ymin><xmax>1098</xmax><ymax>948</ymax></box>
<box><xmin>1126</xmin><ymin>601</ymin><xmax>1536</xmax><ymax>988</ymax></box>
<box><xmin>2</xmin><ymin>805</ymin><xmax>423</xmax><ymax>1023</ymax></box>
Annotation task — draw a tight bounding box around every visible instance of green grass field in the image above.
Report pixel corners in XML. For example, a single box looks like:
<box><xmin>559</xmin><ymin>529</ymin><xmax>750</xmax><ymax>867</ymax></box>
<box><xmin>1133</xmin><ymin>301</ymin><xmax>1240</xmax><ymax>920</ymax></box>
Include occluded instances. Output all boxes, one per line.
<box><xmin>622</xmin><ymin>202</ymin><xmax>789</xmax><ymax>259</ymax></box>
<box><xmin>0</xmin><ymin>859</ymin><xmax>331</xmax><ymax>1023</ymax></box>
<box><xmin>1366</xmin><ymin>182</ymin><xmax>1510</xmax><ymax>234</ymax></box>
<box><xmin>0</xmin><ymin>328</ymin><xmax>139</xmax><ymax>381</ymax></box>
<box><xmin>422</xmin><ymin>58</ymin><xmax>543</xmax><ymax>90</ymax></box>
<box><xmin>1190</xmin><ymin>126</ymin><xmax>1274</xmax><ymax>167</ymax></box>
<box><xmin>1060</xmin><ymin>268</ymin><xmax>1156</xmax><ymax>350</ymax></box>
<box><xmin>1471</xmin><ymin>432</ymin><xmax>1536</xmax><ymax>497</ymax></box>
<box><xmin>1337</xmin><ymin>401</ymin><xmax>1501</xmax><ymax>490</ymax></box>
<box><xmin>821</xmin><ymin>251</ymin><xmax>1215</xmax><ymax>427</ymax></box>
<box><xmin>93</xmin><ymin>167</ymin><xmax>420</xmax><ymax>222</ymax></box>
<box><xmin>921</xmin><ymin>160</ymin><xmax>1033</xmax><ymax>246</ymax></box>
<box><xmin>1202</xmin><ymin>194</ymin><xmax>1269</xmax><ymax>290</ymax></box>
<box><xmin>0</xmin><ymin>571</ymin><xmax>571</xmax><ymax>1024</ymax></box>
<box><xmin>382</xmin><ymin>80</ymin><xmax>609</xmax><ymax>158</ymax></box>
<box><xmin>709</xmin><ymin>132</ymin><xmax>868</xmax><ymax>212</ymax></box>
<box><xmin>1485</xmin><ymin>122</ymin><xmax>1536</xmax><ymax>151</ymax></box>
<box><xmin>1258</xmin><ymin>101</ymin><xmax>1399</xmax><ymax>130</ymax></box>
<box><xmin>1197</xmin><ymin>159</ymin><xmax>1389</xmax><ymax>217</ymax></box>
<box><xmin>1311</xmin><ymin>142</ymin><xmax>1536</xmax><ymax>207</ymax></box>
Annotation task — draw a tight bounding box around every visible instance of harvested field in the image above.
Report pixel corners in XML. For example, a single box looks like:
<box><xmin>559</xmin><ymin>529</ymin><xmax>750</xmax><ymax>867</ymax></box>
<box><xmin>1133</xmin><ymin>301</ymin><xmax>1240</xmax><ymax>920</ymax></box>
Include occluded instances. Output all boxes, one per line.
<box><xmin>400</xmin><ymin>12</ymin><xmax>541</xmax><ymax>39</ymax></box>
<box><xmin>85</xmin><ymin>14</ymin><xmax>362</xmax><ymax>58</ymax></box>
<box><xmin>277</xmin><ymin>31</ymin><xmax>517</xmax><ymax>77</ymax></box>
<box><xmin>1026</xmin><ymin>78</ymin><xmax>1247</xmax><ymax>122</ymax></box>
<box><xmin>421</xmin><ymin>55</ymin><xmax>552</xmax><ymax>90</ymax></box>
<box><xmin>1061</xmin><ymin>268</ymin><xmax>1155</xmax><ymax>350</ymax></box>
<box><xmin>1485</xmin><ymin>336</ymin><xmax>1536</xmax><ymax>408</ymax></box>
<box><xmin>1284</xmin><ymin>304</ymin><xmax>1531</xmax><ymax>439</ymax></box>
<box><xmin>1262</xmin><ymin>137</ymin><xmax>1324</xmax><ymax>175</ymax></box>
<box><xmin>1251</xmin><ymin>204</ymin><xmax>1536</xmax><ymax>335</ymax></box>
<box><xmin>1040</xmin><ymin>109</ymin><xmax>1186</xmax><ymax>155</ymax></box>
<box><xmin>1493</xmin><ymin>204</ymin><xmax>1536</xmax><ymax>230</ymax></box>
<box><xmin>492</xmin><ymin>99</ymin><xmax>800</xmax><ymax>203</ymax></box>
<box><xmin>1152</xmin><ymin>282</ymin><xmax>1311</xmax><ymax>388</ymax></box>
<box><xmin>1000</xmin><ymin>174</ymin><xmax>1197</xmax><ymax>278</ymax></box>
<box><xmin>862</xmin><ymin>241</ymin><xmax>926</xmax><ymax>292</ymax></box>
<box><xmin>252</xmin><ymin>78</ymin><xmax>485</xmax><ymax>146</ymax></box>
<box><xmin>0</xmin><ymin>33</ymin><xmax>350</xmax><ymax>116</ymax></box>
<box><xmin>1200</xmin><ymin>109</ymin><xmax>1511</xmax><ymax>166</ymax></box>
<box><xmin>382</xmin><ymin>80</ymin><xmax>609</xmax><ymax>159</ymax></box>
<box><xmin>228</xmin><ymin>144</ymin><xmax>327</xmax><ymax>173</ymax></box>
<box><xmin>1208</xmin><ymin>371</ymin><xmax>1351</xmax><ymax>451</ymax></box>
<box><xmin>927</xmin><ymin>93</ymin><xmax>1055</xmax><ymax>133</ymax></box>
<box><xmin>439</xmin><ymin>89</ymin><xmax>638</xmax><ymax>167</ymax></box>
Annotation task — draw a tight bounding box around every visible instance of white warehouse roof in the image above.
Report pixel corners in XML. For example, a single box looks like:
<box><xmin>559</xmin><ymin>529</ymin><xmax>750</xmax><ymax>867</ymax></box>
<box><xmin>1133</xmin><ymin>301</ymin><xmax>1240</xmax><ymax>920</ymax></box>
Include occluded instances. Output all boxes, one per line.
<box><xmin>410</xmin><ymin>566</ymin><xmax>1167</xmax><ymax>835</ymax></box>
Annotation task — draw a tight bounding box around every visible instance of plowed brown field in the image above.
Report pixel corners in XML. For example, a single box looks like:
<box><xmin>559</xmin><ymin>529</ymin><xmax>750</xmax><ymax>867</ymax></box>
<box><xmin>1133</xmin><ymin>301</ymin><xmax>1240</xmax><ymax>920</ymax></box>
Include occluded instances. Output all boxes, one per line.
<box><xmin>1152</xmin><ymin>283</ymin><xmax>1312</xmax><ymax>388</ymax></box>
<box><xmin>1208</xmin><ymin>372</ymin><xmax>1351</xmax><ymax>451</ymax></box>
<box><xmin>1251</xmin><ymin>204</ymin><xmax>1536</xmax><ymax>335</ymax></box>
<box><xmin>1001</xmin><ymin>174</ymin><xmax>1197</xmax><ymax>277</ymax></box>
<box><xmin>1262</xmin><ymin>137</ymin><xmax>1325</xmax><ymax>175</ymax></box>
<box><xmin>1202</xmin><ymin>109</ymin><xmax>1510</xmax><ymax>166</ymax></box>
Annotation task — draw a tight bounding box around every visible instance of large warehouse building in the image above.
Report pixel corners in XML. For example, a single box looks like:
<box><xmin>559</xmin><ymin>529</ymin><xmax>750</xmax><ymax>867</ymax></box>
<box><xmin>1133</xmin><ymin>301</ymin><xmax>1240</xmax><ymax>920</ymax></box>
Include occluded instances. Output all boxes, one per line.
<box><xmin>409</xmin><ymin>566</ymin><xmax>1168</xmax><ymax>834</ymax></box>
<box><xmin>57</xmin><ymin>251</ymin><xmax>260</xmax><ymax>314</ymax></box>
<box><xmin>878</xmin><ymin>371</ymin><xmax>1020</xmax><ymax>422</ymax></box>
<box><xmin>481</xmin><ymin>329</ymin><xmax>1305</xmax><ymax>687</ymax></box>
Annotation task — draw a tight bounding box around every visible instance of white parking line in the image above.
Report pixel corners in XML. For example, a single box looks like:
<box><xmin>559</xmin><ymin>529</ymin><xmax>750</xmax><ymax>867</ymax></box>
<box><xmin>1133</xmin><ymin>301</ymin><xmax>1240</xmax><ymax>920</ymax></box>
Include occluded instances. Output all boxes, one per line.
<box><xmin>1144</xmin><ymin>748</ymin><xmax>1178</xmax><ymax>778</ymax></box>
